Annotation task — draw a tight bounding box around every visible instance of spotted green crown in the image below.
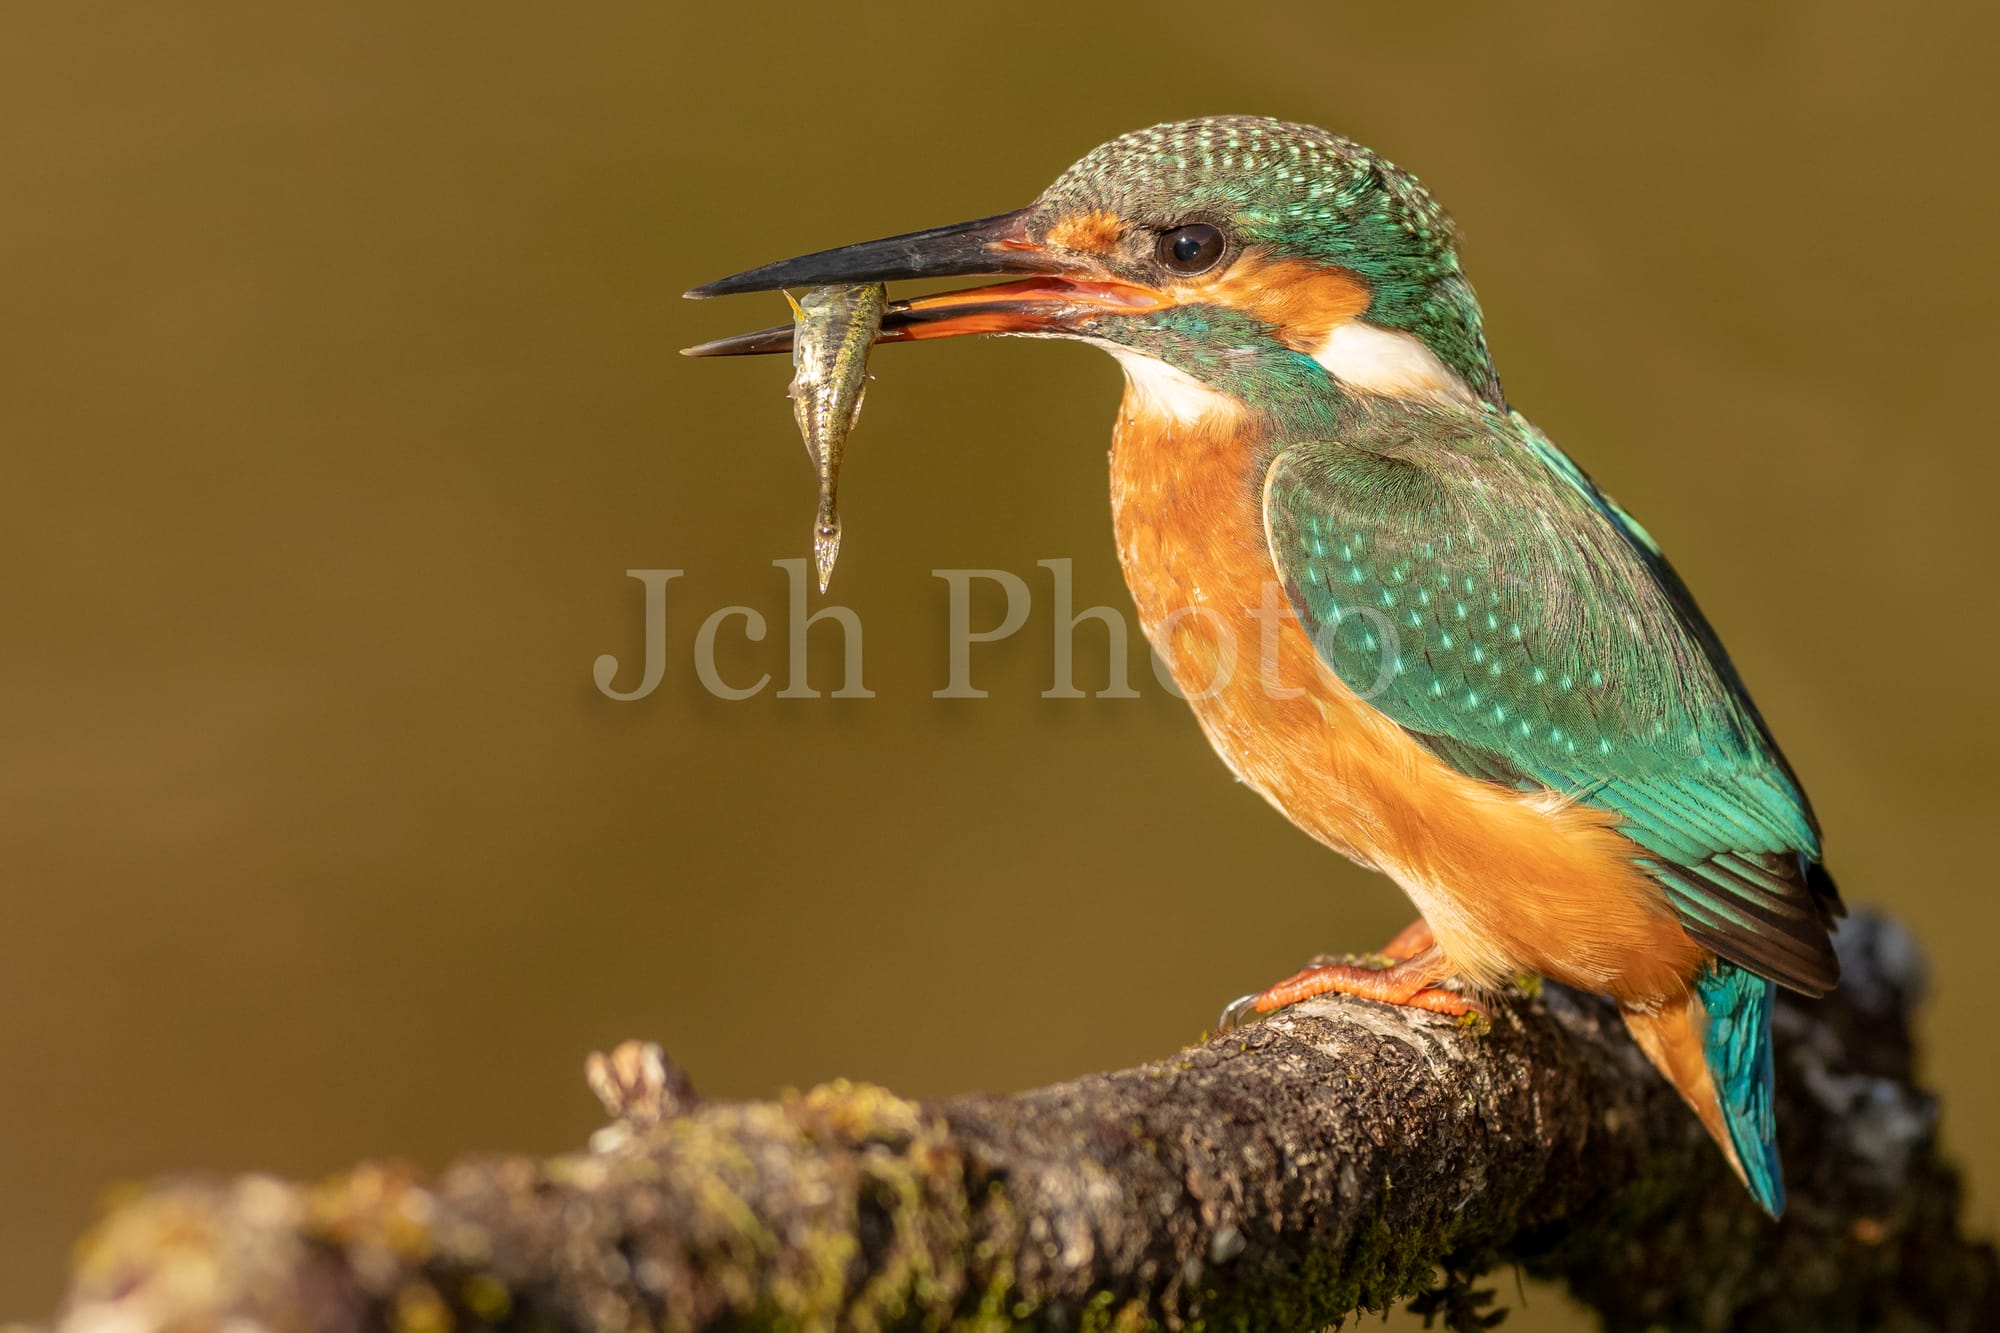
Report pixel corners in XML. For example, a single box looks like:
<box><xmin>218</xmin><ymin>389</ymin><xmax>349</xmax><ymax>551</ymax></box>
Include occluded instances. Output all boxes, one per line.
<box><xmin>1031</xmin><ymin>116</ymin><xmax>1501</xmax><ymax>404</ymax></box>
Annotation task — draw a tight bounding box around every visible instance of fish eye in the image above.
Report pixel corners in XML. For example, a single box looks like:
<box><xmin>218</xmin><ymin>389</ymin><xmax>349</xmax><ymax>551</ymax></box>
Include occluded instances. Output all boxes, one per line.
<box><xmin>1157</xmin><ymin>223</ymin><xmax>1226</xmax><ymax>275</ymax></box>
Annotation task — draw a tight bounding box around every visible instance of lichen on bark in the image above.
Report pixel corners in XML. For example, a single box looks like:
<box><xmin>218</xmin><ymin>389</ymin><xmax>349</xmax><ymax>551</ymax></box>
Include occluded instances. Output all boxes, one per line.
<box><xmin>31</xmin><ymin>913</ymin><xmax>1998</xmax><ymax>1333</ymax></box>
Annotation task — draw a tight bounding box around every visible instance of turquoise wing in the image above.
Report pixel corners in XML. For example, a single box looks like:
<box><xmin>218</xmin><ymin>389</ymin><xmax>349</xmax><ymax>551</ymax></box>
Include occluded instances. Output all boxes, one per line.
<box><xmin>1263</xmin><ymin>414</ymin><xmax>1840</xmax><ymax>994</ymax></box>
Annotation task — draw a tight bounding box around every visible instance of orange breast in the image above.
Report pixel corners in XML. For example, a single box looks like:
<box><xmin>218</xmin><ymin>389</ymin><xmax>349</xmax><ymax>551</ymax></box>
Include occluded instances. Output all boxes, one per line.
<box><xmin>1106</xmin><ymin>387</ymin><xmax>1701</xmax><ymax>1004</ymax></box>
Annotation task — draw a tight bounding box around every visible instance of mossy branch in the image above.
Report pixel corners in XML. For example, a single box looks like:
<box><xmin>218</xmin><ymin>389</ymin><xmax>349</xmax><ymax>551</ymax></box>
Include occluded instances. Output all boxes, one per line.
<box><xmin>29</xmin><ymin>912</ymin><xmax>1996</xmax><ymax>1333</ymax></box>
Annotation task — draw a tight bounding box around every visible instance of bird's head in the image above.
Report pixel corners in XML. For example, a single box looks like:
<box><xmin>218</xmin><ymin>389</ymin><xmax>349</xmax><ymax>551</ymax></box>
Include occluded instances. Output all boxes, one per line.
<box><xmin>688</xmin><ymin>116</ymin><xmax>1501</xmax><ymax>422</ymax></box>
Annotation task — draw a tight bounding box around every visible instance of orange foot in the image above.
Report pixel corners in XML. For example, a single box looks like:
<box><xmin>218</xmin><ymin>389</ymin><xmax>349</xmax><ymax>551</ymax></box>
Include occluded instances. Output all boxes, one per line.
<box><xmin>1377</xmin><ymin>917</ymin><xmax>1436</xmax><ymax>962</ymax></box>
<box><xmin>1219</xmin><ymin>936</ymin><xmax>1477</xmax><ymax>1031</ymax></box>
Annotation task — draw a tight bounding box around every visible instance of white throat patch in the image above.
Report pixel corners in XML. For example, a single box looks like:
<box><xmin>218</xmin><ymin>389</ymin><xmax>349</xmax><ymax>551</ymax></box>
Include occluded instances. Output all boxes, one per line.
<box><xmin>1105</xmin><ymin>346</ymin><xmax>1238</xmax><ymax>423</ymax></box>
<box><xmin>1310</xmin><ymin>323</ymin><xmax>1480</xmax><ymax>409</ymax></box>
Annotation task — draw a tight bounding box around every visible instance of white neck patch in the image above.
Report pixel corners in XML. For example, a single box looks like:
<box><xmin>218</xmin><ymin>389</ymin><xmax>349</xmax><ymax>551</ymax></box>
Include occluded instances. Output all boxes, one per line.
<box><xmin>1105</xmin><ymin>345</ymin><xmax>1239</xmax><ymax>424</ymax></box>
<box><xmin>1310</xmin><ymin>322</ymin><xmax>1481</xmax><ymax>409</ymax></box>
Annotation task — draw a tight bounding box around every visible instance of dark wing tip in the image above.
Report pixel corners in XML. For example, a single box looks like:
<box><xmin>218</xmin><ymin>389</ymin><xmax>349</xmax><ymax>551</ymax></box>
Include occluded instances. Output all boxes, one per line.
<box><xmin>1807</xmin><ymin>860</ymin><xmax>1848</xmax><ymax>923</ymax></box>
<box><xmin>1675</xmin><ymin>860</ymin><xmax>1842</xmax><ymax>997</ymax></box>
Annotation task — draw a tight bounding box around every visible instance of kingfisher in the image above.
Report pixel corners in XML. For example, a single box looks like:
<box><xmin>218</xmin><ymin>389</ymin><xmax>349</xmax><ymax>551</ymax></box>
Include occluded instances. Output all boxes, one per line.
<box><xmin>685</xmin><ymin>116</ymin><xmax>1842</xmax><ymax>1216</ymax></box>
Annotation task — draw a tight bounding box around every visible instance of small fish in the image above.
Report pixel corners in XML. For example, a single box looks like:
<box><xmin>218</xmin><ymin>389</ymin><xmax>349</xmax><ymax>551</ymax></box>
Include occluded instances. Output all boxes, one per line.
<box><xmin>786</xmin><ymin>283</ymin><xmax>887</xmax><ymax>593</ymax></box>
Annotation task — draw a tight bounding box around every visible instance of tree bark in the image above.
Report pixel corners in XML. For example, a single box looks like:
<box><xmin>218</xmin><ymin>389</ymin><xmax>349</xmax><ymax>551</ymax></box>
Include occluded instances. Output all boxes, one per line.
<box><xmin>33</xmin><ymin>912</ymin><xmax>1995</xmax><ymax>1333</ymax></box>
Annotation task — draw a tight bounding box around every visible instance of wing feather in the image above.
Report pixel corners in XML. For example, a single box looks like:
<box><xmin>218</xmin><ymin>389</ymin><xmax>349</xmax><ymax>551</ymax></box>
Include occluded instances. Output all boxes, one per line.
<box><xmin>1264</xmin><ymin>413</ymin><xmax>1839</xmax><ymax>994</ymax></box>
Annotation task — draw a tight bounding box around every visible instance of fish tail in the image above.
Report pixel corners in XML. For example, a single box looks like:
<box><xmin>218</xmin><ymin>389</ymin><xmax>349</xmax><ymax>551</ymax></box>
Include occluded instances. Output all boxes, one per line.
<box><xmin>1620</xmin><ymin>961</ymin><xmax>1785</xmax><ymax>1218</ymax></box>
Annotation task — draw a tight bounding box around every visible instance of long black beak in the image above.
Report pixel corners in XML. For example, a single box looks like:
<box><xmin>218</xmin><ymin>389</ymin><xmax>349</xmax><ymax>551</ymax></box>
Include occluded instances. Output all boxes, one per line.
<box><xmin>681</xmin><ymin>206</ymin><xmax>1164</xmax><ymax>359</ymax></box>
<box><xmin>683</xmin><ymin>208</ymin><xmax>1052</xmax><ymax>300</ymax></box>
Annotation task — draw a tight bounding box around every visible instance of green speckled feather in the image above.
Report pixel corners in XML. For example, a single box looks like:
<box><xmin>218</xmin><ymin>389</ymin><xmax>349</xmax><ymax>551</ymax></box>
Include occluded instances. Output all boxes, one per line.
<box><xmin>1264</xmin><ymin>407</ymin><xmax>1841</xmax><ymax>994</ymax></box>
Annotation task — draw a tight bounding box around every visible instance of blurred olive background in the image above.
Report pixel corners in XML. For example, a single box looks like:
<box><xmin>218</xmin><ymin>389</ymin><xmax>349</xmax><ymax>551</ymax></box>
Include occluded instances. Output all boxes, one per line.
<box><xmin>4</xmin><ymin>2</ymin><xmax>1996</xmax><ymax>1325</ymax></box>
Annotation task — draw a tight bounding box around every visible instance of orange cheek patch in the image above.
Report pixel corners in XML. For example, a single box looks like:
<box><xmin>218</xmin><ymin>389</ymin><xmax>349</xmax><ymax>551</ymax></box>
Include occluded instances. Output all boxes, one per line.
<box><xmin>1045</xmin><ymin>209</ymin><xmax>1125</xmax><ymax>254</ymax></box>
<box><xmin>1183</xmin><ymin>251</ymin><xmax>1372</xmax><ymax>351</ymax></box>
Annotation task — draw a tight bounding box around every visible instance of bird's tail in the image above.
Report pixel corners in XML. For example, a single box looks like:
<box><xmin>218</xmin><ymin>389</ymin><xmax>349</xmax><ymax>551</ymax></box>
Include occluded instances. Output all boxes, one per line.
<box><xmin>1619</xmin><ymin>959</ymin><xmax>1785</xmax><ymax>1217</ymax></box>
<box><xmin>1698</xmin><ymin>960</ymin><xmax>1785</xmax><ymax>1216</ymax></box>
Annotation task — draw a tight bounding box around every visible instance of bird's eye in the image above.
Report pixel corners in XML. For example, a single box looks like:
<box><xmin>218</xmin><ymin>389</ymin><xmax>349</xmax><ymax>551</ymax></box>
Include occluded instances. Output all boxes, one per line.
<box><xmin>1157</xmin><ymin>223</ymin><xmax>1226</xmax><ymax>275</ymax></box>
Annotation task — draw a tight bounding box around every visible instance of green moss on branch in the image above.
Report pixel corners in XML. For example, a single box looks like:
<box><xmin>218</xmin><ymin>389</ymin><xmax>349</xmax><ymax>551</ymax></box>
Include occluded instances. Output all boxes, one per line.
<box><xmin>34</xmin><ymin>914</ymin><xmax>1998</xmax><ymax>1333</ymax></box>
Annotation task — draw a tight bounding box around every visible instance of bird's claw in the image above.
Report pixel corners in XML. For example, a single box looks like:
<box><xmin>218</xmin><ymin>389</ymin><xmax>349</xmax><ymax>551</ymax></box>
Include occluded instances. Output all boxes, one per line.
<box><xmin>1217</xmin><ymin>991</ymin><xmax>1265</xmax><ymax>1033</ymax></box>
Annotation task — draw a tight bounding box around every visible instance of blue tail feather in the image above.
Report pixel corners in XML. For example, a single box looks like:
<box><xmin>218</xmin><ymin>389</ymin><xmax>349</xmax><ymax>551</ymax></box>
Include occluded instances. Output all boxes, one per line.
<box><xmin>1697</xmin><ymin>960</ymin><xmax>1785</xmax><ymax>1216</ymax></box>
